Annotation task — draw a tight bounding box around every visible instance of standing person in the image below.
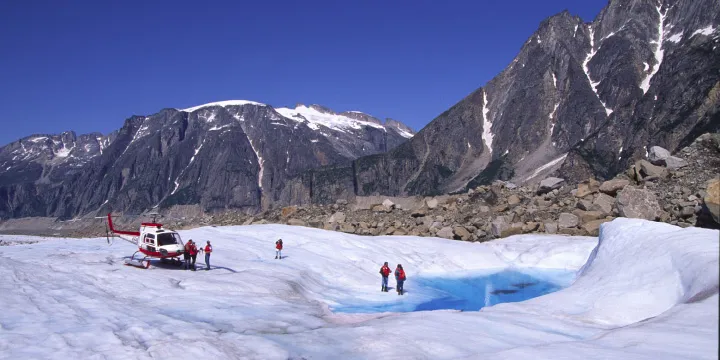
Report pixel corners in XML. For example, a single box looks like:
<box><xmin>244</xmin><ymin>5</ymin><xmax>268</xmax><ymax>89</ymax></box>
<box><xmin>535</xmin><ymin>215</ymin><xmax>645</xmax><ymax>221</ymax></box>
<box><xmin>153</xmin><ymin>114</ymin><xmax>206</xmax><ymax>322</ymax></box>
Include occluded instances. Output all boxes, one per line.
<box><xmin>188</xmin><ymin>240</ymin><xmax>198</xmax><ymax>271</ymax></box>
<box><xmin>395</xmin><ymin>264</ymin><xmax>406</xmax><ymax>295</ymax></box>
<box><xmin>379</xmin><ymin>262</ymin><xmax>391</xmax><ymax>292</ymax></box>
<box><xmin>184</xmin><ymin>239</ymin><xmax>193</xmax><ymax>270</ymax></box>
<box><xmin>204</xmin><ymin>241</ymin><xmax>212</xmax><ymax>270</ymax></box>
<box><xmin>275</xmin><ymin>239</ymin><xmax>283</xmax><ymax>259</ymax></box>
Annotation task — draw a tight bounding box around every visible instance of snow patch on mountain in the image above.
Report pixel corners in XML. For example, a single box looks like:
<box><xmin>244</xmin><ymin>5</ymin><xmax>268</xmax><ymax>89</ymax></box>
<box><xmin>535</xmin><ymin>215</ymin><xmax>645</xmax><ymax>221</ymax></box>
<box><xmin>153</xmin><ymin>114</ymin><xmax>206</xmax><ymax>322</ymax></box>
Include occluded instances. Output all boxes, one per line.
<box><xmin>691</xmin><ymin>25</ymin><xmax>717</xmax><ymax>37</ymax></box>
<box><xmin>171</xmin><ymin>139</ymin><xmax>205</xmax><ymax>195</ymax></box>
<box><xmin>524</xmin><ymin>153</ymin><xmax>568</xmax><ymax>182</ymax></box>
<box><xmin>248</xmin><ymin>138</ymin><xmax>264</xmax><ymax>191</ymax></box>
<box><xmin>481</xmin><ymin>89</ymin><xmax>494</xmax><ymax>154</ymax></box>
<box><xmin>582</xmin><ymin>27</ymin><xmax>613</xmax><ymax>116</ymax></box>
<box><xmin>667</xmin><ymin>32</ymin><xmax>683</xmax><ymax>43</ymax></box>
<box><xmin>640</xmin><ymin>4</ymin><xmax>668</xmax><ymax>94</ymax></box>
<box><xmin>275</xmin><ymin>105</ymin><xmax>386</xmax><ymax>134</ymax></box>
<box><xmin>179</xmin><ymin>100</ymin><xmax>266</xmax><ymax>113</ymax></box>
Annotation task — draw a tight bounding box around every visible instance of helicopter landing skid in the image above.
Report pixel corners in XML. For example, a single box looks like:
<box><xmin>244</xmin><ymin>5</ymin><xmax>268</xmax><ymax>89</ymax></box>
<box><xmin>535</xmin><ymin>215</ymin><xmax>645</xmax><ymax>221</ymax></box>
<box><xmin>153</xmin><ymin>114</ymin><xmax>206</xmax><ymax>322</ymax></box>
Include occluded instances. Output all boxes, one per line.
<box><xmin>124</xmin><ymin>251</ymin><xmax>150</xmax><ymax>269</ymax></box>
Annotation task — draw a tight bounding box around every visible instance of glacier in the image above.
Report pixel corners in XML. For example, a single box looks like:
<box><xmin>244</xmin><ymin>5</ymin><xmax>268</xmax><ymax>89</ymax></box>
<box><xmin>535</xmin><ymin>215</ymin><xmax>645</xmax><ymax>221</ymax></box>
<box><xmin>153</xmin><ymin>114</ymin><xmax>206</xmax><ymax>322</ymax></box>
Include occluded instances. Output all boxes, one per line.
<box><xmin>0</xmin><ymin>218</ymin><xmax>717</xmax><ymax>359</ymax></box>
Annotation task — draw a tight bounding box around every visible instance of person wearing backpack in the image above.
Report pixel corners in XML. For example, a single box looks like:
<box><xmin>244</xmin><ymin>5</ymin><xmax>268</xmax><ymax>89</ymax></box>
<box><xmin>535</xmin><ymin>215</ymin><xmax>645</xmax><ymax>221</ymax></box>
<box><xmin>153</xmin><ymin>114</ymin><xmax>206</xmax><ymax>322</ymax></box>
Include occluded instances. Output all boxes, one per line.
<box><xmin>275</xmin><ymin>239</ymin><xmax>283</xmax><ymax>259</ymax></box>
<box><xmin>379</xmin><ymin>262</ymin><xmax>391</xmax><ymax>292</ymax></box>
<box><xmin>395</xmin><ymin>264</ymin><xmax>406</xmax><ymax>295</ymax></box>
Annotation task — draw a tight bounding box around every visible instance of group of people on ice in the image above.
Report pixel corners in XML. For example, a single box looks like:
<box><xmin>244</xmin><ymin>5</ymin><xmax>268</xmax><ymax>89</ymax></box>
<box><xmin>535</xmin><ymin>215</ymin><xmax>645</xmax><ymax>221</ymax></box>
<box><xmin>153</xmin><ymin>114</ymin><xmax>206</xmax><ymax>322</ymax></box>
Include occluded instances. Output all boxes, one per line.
<box><xmin>380</xmin><ymin>262</ymin><xmax>406</xmax><ymax>295</ymax></box>
<box><xmin>178</xmin><ymin>238</ymin><xmax>410</xmax><ymax>296</ymax></box>
<box><xmin>183</xmin><ymin>239</ymin><xmax>212</xmax><ymax>271</ymax></box>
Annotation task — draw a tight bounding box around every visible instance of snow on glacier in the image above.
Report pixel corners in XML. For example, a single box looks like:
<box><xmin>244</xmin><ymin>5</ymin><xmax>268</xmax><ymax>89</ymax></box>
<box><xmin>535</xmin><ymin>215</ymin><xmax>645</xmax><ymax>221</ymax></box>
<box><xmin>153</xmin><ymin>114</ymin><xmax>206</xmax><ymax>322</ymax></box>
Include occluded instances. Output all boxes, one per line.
<box><xmin>0</xmin><ymin>218</ymin><xmax>717</xmax><ymax>359</ymax></box>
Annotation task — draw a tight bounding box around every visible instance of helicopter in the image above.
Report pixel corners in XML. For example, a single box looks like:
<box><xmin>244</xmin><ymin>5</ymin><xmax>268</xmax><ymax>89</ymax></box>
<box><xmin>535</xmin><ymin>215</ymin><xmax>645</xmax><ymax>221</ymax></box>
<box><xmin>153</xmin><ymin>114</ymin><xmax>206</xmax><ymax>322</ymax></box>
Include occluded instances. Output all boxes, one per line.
<box><xmin>100</xmin><ymin>212</ymin><xmax>187</xmax><ymax>269</ymax></box>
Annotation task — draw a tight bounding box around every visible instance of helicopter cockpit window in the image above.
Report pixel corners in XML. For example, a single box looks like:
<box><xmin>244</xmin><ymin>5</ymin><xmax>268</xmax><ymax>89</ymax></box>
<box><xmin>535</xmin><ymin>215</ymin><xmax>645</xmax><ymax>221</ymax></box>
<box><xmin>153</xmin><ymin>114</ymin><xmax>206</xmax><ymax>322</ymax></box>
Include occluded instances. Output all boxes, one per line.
<box><xmin>157</xmin><ymin>232</ymin><xmax>181</xmax><ymax>246</ymax></box>
<box><xmin>144</xmin><ymin>234</ymin><xmax>155</xmax><ymax>244</ymax></box>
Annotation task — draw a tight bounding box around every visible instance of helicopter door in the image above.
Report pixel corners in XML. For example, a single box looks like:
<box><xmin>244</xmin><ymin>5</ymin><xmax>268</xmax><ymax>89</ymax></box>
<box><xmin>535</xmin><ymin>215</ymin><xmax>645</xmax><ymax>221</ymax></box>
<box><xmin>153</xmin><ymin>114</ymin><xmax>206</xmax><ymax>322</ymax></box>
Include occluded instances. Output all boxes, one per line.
<box><xmin>143</xmin><ymin>233</ymin><xmax>156</xmax><ymax>253</ymax></box>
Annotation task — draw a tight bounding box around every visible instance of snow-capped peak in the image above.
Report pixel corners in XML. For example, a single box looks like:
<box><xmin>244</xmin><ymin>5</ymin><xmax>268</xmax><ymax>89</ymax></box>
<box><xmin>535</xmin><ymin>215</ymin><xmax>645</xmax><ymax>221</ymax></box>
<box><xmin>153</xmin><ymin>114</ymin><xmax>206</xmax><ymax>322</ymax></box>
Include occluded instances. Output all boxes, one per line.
<box><xmin>179</xmin><ymin>100</ymin><xmax>266</xmax><ymax>113</ymax></box>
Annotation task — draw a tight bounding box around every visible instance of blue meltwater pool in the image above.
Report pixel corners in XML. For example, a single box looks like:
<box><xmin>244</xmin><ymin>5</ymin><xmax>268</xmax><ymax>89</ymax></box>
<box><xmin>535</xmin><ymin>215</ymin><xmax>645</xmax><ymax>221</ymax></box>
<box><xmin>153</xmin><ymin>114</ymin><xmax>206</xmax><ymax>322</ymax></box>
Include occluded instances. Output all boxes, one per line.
<box><xmin>332</xmin><ymin>268</ymin><xmax>576</xmax><ymax>313</ymax></box>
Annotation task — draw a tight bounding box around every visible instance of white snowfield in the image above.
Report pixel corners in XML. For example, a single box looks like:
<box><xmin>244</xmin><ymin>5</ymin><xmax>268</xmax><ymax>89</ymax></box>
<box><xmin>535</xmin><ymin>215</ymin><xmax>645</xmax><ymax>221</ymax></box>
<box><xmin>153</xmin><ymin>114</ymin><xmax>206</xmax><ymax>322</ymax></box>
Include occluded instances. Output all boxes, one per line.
<box><xmin>0</xmin><ymin>218</ymin><xmax>717</xmax><ymax>359</ymax></box>
<box><xmin>275</xmin><ymin>105</ymin><xmax>390</xmax><ymax>134</ymax></box>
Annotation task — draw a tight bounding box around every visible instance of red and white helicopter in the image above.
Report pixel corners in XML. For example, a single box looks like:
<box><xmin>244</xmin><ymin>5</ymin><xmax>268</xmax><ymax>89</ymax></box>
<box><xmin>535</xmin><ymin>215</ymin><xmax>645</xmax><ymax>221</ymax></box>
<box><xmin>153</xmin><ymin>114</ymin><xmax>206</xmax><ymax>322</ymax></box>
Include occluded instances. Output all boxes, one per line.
<box><xmin>100</xmin><ymin>212</ymin><xmax>186</xmax><ymax>269</ymax></box>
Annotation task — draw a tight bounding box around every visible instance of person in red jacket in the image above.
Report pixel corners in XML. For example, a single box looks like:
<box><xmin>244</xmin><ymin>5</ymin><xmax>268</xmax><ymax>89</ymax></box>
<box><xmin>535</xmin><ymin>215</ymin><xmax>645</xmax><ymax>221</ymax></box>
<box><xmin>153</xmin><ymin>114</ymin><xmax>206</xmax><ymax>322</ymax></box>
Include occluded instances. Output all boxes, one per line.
<box><xmin>184</xmin><ymin>239</ymin><xmax>193</xmax><ymax>270</ymax></box>
<box><xmin>275</xmin><ymin>239</ymin><xmax>283</xmax><ymax>259</ymax></box>
<box><xmin>203</xmin><ymin>241</ymin><xmax>212</xmax><ymax>270</ymax></box>
<box><xmin>188</xmin><ymin>240</ymin><xmax>199</xmax><ymax>271</ymax></box>
<box><xmin>395</xmin><ymin>264</ymin><xmax>406</xmax><ymax>295</ymax></box>
<box><xmin>379</xmin><ymin>262</ymin><xmax>391</xmax><ymax>292</ymax></box>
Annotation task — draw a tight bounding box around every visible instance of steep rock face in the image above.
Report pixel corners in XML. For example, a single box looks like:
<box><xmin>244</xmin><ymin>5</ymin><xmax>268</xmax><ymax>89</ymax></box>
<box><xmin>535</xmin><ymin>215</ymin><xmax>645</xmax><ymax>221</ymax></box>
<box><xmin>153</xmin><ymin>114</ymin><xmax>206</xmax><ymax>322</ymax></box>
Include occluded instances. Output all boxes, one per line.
<box><xmin>282</xmin><ymin>0</ymin><xmax>719</xmax><ymax>204</ymax></box>
<box><xmin>561</xmin><ymin>0</ymin><xmax>720</xmax><ymax>181</ymax></box>
<box><xmin>0</xmin><ymin>102</ymin><xmax>414</xmax><ymax>219</ymax></box>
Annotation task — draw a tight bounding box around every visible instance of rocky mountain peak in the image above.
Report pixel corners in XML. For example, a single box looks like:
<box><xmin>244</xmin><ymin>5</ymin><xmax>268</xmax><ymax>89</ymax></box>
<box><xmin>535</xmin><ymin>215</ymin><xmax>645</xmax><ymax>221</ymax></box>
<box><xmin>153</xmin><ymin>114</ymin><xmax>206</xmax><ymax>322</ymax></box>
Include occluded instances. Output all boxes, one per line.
<box><xmin>339</xmin><ymin>111</ymin><xmax>383</xmax><ymax>125</ymax></box>
<box><xmin>385</xmin><ymin>118</ymin><xmax>414</xmax><ymax>135</ymax></box>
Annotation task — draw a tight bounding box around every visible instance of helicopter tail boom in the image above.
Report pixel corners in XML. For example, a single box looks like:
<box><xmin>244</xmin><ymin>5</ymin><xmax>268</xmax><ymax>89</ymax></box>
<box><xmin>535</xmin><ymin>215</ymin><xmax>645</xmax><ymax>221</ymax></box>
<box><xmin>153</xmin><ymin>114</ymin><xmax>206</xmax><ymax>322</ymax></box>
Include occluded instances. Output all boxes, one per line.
<box><xmin>107</xmin><ymin>213</ymin><xmax>141</xmax><ymax>237</ymax></box>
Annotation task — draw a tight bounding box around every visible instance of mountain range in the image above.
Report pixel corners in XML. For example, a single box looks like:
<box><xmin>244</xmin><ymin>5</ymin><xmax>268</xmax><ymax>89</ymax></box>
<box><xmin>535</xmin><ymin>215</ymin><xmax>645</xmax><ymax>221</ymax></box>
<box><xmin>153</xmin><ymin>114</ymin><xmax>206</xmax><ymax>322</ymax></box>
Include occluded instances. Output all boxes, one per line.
<box><xmin>1</xmin><ymin>0</ymin><xmax>718</xmax><ymax>220</ymax></box>
<box><xmin>0</xmin><ymin>102</ymin><xmax>413</xmax><ymax>218</ymax></box>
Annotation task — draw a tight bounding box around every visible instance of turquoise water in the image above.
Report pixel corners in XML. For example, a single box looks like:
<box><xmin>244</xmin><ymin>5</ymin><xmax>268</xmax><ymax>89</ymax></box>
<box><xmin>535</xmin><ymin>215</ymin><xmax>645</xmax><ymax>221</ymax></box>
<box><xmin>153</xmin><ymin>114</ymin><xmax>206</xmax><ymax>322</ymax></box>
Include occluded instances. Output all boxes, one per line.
<box><xmin>332</xmin><ymin>268</ymin><xmax>576</xmax><ymax>313</ymax></box>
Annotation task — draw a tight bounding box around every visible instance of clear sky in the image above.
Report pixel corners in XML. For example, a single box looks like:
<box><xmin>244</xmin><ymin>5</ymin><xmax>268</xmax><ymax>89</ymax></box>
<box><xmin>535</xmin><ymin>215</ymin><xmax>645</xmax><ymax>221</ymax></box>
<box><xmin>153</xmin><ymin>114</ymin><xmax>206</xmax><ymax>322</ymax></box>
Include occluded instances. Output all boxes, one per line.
<box><xmin>0</xmin><ymin>0</ymin><xmax>607</xmax><ymax>146</ymax></box>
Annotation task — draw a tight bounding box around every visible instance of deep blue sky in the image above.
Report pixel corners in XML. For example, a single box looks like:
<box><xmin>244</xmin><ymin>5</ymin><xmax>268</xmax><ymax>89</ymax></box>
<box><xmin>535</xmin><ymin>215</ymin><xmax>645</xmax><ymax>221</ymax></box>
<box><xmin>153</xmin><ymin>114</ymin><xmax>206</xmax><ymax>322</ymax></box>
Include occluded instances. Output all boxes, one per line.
<box><xmin>0</xmin><ymin>0</ymin><xmax>607</xmax><ymax>146</ymax></box>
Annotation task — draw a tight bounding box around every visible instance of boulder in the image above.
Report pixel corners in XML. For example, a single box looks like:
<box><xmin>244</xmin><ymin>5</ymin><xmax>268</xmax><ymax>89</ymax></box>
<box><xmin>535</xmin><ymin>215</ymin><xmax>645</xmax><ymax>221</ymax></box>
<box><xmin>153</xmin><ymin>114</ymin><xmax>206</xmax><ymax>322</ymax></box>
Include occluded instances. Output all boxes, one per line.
<box><xmin>503</xmin><ymin>223</ymin><xmax>525</xmax><ymax>237</ymax></box>
<box><xmin>576</xmin><ymin>199</ymin><xmax>594</xmax><ymax>211</ymax></box>
<box><xmin>574</xmin><ymin>210</ymin><xmax>605</xmax><ymax>223</ymax></box>
<box><xmin>592</xmin><ymin>193</ymin><xmax>615</xmax><ymax>215</ymax></box>
<box><xmin>453</xmin><ymin>226</ymin><xmax>472</xmax><ymax>241</ymax></box>
<box><xmin>382</xmin><ymin>199</ymin><xmax>395</xmax><ymax>209</ymax></box>
<box><xmin>426</xmin><ymin>198</ymin><xmax>439</xmax><ymax>209</ymax></box>
<box><xmin>544</xmin><ymin>222</ymin><xmax>558</xmax><ymax>234</ymax></box>
<box><xmin>704</xmin><ymin>178</ymin><xmax>720</xmax><ymax>224</ymax></box>
<box><xmin>340</xmin><ymin>223</ymin><xmax>356</xmax><ymax>233</ymax></box>
<box><xmin>280</xmin><ymin>206</ymin><xmax>298</xmax><ymax>218</ymax></box>
<box><xmin>648</xmin><ymin>146</ymin><xmax>671</xmax><ymax>165</ymax></box>
<box><xmin>616</xmin><ymin>187</ymin><xmax>661</xmax><ymax>220</ymax></box>
<box><xmin>558</xmin><ymin>213</ymin><xmax>579</xmax><ymax>229</ymax></box>
<box><xmin>507</xmin><ymin>195</ymin><xmax>521</xmax><ymax>206</ymax></box>
<box><xmin>575</xmin><ymin>179</ymin><xmax>600</xmax><ymax>198</ymax></box>
<box><xmin>328</xmin><ymin>211</ymin><xmax>346</xmax><ymax>223</ymax></box>
<box><xmin>436</xmin><ymin>226</ymin><xmax>455</xmax><ymax>239</ymax></box>
<box><xmin>392</xmin><ymin>229</ymin><xmax>408</xmax><ymax>236</ymax></box>
<box><xmin>478</xmin><ymin>205</ymin><xmax>491</xmax><ymax>213</ymax></box>
<box><xmin>599</xmin><ymin>179</ymin><xmax>630</xmax><ymax>195</ymax></box>
<box><xmin>493</xmin><ymin>204</ymin><xmax>509</xmax><ymax>213</ymax></box>
<box><xmin>372</xmin><ymin>204</ymin><xmax>392</xmax><ymax>213</ymax></box>
<box><xmin>582</xmin><ymin>218</ymin><xmax>613</xmax><ymax>236</ymax></box>
<box><xmin>635</xmin><ymin>160</ymin><xmax>667</xmax><ymax>180</ymax></box>
<box><xmin>335</xmin><ymin>199</ymin><xmax>348</xmax><ymax>206</ymax></box>
<box><xmin>664</xmin><ymin>156</ymin><xmax>688</xmax><ymax>170</ymax></box>
<box><xmin>490</xmin><ymin>217</ymin><xmax>508</xmax><ymax>238</ymax></box>
<box><xmin>522</xmin><ymin>222</ymin><xmax>540</xmax><ymax>233</ymax></box>
<box><xmin>287</xmin><ymin>218</ymin><xmax>307</xmax><ymax>227</ymax></box>
<box><xmin>538</xmin><ymin>177</ymin><xmax>565</xmax><ymax>195</ymax></box>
